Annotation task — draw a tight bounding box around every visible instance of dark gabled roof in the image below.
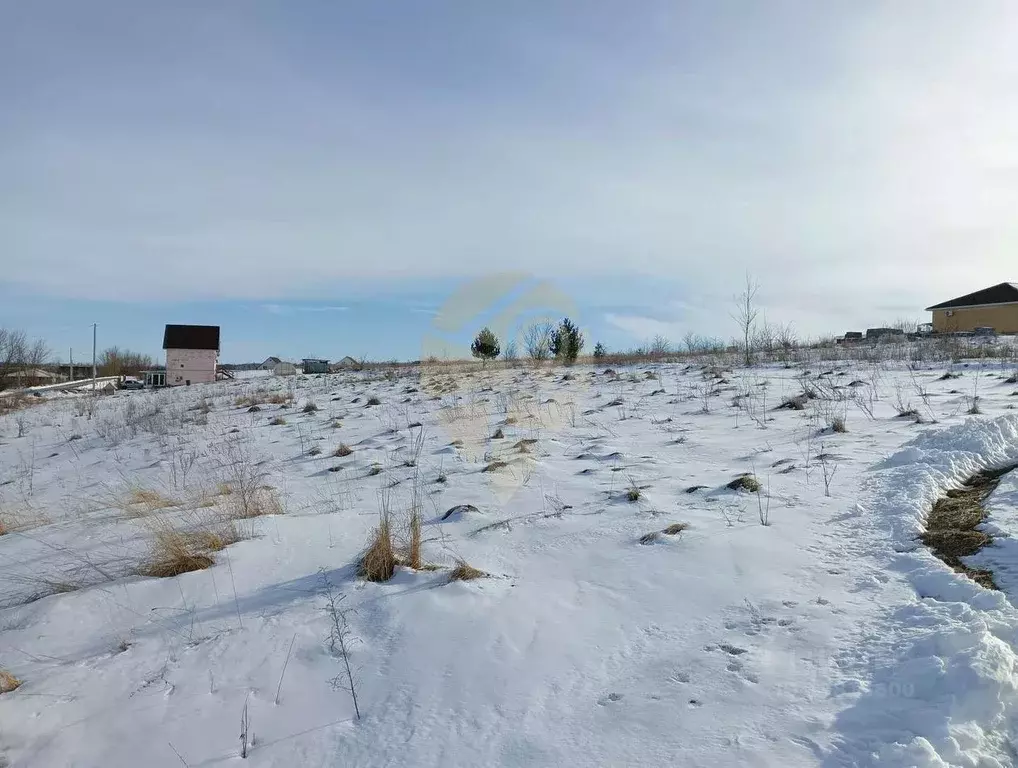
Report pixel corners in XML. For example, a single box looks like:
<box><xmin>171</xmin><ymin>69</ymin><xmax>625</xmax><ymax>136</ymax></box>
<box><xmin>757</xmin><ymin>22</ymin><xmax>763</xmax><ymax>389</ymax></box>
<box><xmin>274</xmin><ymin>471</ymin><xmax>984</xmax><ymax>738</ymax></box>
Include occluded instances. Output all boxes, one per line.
<box><xmin>162</xmin><ymin>324</ymin><xmax>220</xmax><ymax>351</ymax></box>
<box><xmin>926</xmin><ymin>282</ymin><xmax>1018</xmax><ymax>311</ymax></box>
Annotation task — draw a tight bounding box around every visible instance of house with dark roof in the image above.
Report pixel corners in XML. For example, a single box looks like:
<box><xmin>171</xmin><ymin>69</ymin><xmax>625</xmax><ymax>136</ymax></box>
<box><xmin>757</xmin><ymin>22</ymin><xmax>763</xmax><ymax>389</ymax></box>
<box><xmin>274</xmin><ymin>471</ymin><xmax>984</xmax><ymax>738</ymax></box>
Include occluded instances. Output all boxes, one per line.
<box><xmin>162</xmin><ymin>324</ymin><xmax>220</xmax><ymax>385</ymax></box>
<box><xmin>925</xmin><ymin>283</ymin><xmax>1018</xmax><ymax>334</ymax></box>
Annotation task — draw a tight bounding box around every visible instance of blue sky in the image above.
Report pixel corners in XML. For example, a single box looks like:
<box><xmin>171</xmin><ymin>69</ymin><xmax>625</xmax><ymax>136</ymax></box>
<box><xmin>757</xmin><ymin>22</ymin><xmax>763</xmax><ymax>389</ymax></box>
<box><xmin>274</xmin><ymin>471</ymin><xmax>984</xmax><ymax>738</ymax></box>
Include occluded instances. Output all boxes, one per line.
<box><xmin>3</xmin><ymin>2</ymin><xmax>1017</xmax><ymax>362</ymax></box>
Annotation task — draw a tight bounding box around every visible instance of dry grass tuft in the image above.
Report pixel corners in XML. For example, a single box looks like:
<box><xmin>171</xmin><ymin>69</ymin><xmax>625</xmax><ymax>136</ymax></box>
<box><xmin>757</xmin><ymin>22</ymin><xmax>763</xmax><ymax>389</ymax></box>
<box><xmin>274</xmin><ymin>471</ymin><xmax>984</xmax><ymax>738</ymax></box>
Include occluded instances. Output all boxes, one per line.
<box><xmin>0</xmin><ymin>518</ymin><xmax>7</xmax><ymax>537</ymax></box>
<box><xmin>406</xmin><ymin>509</ymin><xmax>423</xmax><ymax>570</ymax></box>
<box><xmin>482</xmin><ymin>460</ymin><xmax>509</xmax><ymax>472</ymax></box>
<box><xmin>128</xmin><ymin>487</ymin><xmax>177</xmax><ymax>513</ymax></box>
<box><xmin>302</xmin><ymin>402</ymin><xmax>319</xmax><ymax>413</ymax></box>
<box><xmin>269</xmin><ymin>416</ymin><xmax>287</xmax><ymax>426</ymax></box>
<box><xmin>830</xmin><ymin>417</ymin><xmax>847</xmax><ymax>433</ymax></box>
<box><xmin>359</xmin><ymin>515</ymin><xmax>396</xmax><ymax>582</ymax></box>
<box><xmin>491</xmin><ymin>427</ymin><xmax>505</xmax><ymax>439</ymax></box>
<box><xmin>626</xmin><ymin>486</ymin><xmax>642</xmax><ymax>502</ymax></box>
<box><xmin>662</xmin><ymin>522</ymin><xmax>689</xmax><ymax>535</ymax></box>
<box><xmin>308</xmin><ymin>446</ymin><xmax>322</xmax><ymax>456</ymax></box>
<box><xmin>366</xmin><ymin>396</ymin><xmax>382</xmax><ymax>407</ymax></box>
<box><xmin>334</xmin><ymin>443</ymin><xmax>354</xmax><ymax>457</ymax></box>
<box><xmin>0</xmin><ymin>670</ymin><xmax>21</xmax><ymax>694</ymax></box>
<box><xmin>777</xmin><ymin>395</ymin><xmax>808</xmax><ymax>411</ymax></box>
<box><xmin>368</xmin><ymin>464</ymin><xmax>383</xmax><ymax>476</ymax></box>
<box><xmin>727</xmin><ymin>474</ymin><xmax>760</xmax><ymax>493</ymax></box>
<box><xmin>639</xmin><ymin>532</ymin><xmax>660</xmax><ymax>545</ymax></box>
<box><xmin>265</xmin><ymin>392</ymin><xmax>293</xmax><ymax>405</ymax></box>
<box><xmin>449</xmin><ymin>559</ymin><xmax>486</xmax><ymax>581</ymax></box>
<box><xmin>139</xmin><ymin>519</ymin><xmax>242</xmax><ymax>578</ymax></box>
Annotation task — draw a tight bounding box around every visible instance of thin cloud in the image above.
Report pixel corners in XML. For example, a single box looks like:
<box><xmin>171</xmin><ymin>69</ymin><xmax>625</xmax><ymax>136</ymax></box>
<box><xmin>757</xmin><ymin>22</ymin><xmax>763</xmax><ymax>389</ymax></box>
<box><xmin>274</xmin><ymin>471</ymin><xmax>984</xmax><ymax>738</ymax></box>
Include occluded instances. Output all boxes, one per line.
<box><xmin>261</xmin><ymin>304</ymin><xmax>349</xmax><ymax>315</ymax></box>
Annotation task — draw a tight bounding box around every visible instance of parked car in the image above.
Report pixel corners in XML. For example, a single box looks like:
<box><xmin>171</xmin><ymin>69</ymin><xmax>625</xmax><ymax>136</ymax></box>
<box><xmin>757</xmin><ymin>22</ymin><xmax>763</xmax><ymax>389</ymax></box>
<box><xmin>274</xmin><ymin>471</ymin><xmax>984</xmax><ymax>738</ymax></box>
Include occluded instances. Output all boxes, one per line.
<box><xmin>973</xmin><ymin>326</ymin><xmax>997</xmax><ymax>337</ymax></box>
<box><xmin>120</xmin><ymin>378</ymin><xmax>145</xmax><ymax>390</ymax></box>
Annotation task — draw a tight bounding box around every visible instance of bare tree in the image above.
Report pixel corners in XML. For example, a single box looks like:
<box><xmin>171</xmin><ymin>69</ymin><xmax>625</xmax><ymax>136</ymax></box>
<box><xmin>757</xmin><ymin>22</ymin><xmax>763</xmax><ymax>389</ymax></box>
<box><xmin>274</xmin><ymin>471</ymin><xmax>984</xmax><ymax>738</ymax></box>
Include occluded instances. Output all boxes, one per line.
<box><xmin>890</xmin><ymin>317</ymin><xmax>920</xmax><ymax>335</ymax></box>
<box><xmin>98</xmin><ymin>347</ymin><xmax>153</xmax><ymax>377</ymax></box>
<box><xmin>649</xmin><ymin>335</ymin><xmax>671</xmax><ymax>358</ymax></box>
<box><xmin>502</xmin><ymin>340</ymin><xmax>519</xmax><ymax>365</ymax></box>
<box><xmin>731</xmin><ymin>274</ymin><xmax>760</xmax><ymax>367</ymax></box>
<box><xmin>523</xmin><ymin>321</ymin><xmax>554</xmax><ymax>361</ymax></box>
<box><xmin>0</xmin><ymin>328</ymin><xmax>49</xmax><ymax>389</ymax></box>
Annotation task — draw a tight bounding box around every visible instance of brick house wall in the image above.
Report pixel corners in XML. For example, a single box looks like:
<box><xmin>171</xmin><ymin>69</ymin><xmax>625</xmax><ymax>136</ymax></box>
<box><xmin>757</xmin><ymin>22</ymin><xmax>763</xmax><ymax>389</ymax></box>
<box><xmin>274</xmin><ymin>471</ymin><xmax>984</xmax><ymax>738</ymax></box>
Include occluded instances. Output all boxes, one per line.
<box><xmin>165</xmin><ymin>348</ymin><xmax>218</xmax><ymax>385</ymax></box>
<box><xmin>932</xmin><ymin>305</ymin><xmax>1018</xmax><ymax>334</ymax></box>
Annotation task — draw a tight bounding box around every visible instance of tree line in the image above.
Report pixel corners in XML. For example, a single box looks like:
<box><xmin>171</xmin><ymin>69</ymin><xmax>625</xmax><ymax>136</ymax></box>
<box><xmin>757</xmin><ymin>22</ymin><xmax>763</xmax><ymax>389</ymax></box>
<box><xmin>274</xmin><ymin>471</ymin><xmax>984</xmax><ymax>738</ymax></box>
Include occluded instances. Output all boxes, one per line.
<box><xmin>0</xmin><ymin>326</ymin><xmax>154</xmax><ymax>389</ymax></box>
<box><xmin>471</xmin><ymin>317</ymin><xmax>591</xmax><ymax>364</ymax></box>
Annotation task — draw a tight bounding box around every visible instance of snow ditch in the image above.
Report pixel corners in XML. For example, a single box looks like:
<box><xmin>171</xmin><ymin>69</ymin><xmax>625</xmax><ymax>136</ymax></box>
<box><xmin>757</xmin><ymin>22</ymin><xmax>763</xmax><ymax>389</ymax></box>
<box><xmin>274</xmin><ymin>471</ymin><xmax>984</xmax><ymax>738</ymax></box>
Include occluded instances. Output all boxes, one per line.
<box><xmin>830</xmin><ymin>414</ymin><xmax>1018</xmax><ymax>767</ymax></box>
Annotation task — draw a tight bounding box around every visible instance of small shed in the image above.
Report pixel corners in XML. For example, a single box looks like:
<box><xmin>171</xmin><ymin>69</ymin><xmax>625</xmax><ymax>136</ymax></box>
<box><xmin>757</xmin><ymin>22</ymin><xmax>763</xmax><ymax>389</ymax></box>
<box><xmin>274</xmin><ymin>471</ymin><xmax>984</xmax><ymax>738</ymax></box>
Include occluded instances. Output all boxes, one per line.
<box><xmin>865</xmin><ymin>328</ymin><xmax>905</xmax><ymax>342</ymax></box>
<box><xmin>260</xmin><ymin>356</ymin><xmax>282</xmax><ymax>370</ymax></box>
<box><xmin>302</xmin><ymin>358</ymin><xmax>329</xmax><ymax>374</ymax></box>
<box><xmin>272</xmin><ymin>362</ymin><xmax>297</xmax><ymax>376</ymax></box>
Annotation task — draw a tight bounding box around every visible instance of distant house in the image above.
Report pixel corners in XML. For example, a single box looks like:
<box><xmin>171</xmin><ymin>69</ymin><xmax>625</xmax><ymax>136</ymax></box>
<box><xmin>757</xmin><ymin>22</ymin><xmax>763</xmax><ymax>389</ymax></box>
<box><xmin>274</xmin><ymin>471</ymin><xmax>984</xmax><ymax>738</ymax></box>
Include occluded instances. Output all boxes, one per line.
<box><xmin>333</xmin><ymin>356</ymin><xmax>360</xmax><ymax>371</ymax></box>
<box><xmin>260</xmin><ymin>356</ymin><xmax>282</xmax><ymax>370</ymax></box>
<box><xmin>926</xmin><ymin>282</ymin><xmax>1018</xmax><ymax>334</ymax></box>
<box><xmin>1</xmin><ymin>369</ymin><xmax>59</xmax><ymax>387</ymax></box>
<box><xmin>163</xmin><ymin>325</ymin><xmax>220</xmax><ymax>386</ymax></box>
<box><xmin>302</xmin><ymin>358</ymin><xmax>329</xmax><ymax>374</ymax></box>
<box><xmin>272</xmin><ymin>361</ymin><xmax>297</xmax><ymax>377</ymax></box>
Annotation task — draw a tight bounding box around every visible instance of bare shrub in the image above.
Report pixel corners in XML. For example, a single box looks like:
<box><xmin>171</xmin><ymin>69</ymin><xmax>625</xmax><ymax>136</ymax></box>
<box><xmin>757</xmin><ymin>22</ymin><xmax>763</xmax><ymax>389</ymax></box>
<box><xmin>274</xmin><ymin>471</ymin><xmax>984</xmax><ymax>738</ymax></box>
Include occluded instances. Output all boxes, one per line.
<box><xmin>302</xmin><ymin>401</ymin><xmax>319</xmax><ymax>413</ymax></box>
<box><xmin>523</xmin><ymin>321</ymin><xmax>555</xmax><ymax>361</ymax></box>
<box><xmin>830</xmin><ymin>416</ymin><xmax>847</xmax><ymax>433</ymax></box>
<box><xmin>320</xmin><ymin>570</ymin><xmax>361</xmax><ymax>720</ymax></box>
<box><xmin>226</xmin><ymin>485</ymin><xmax>282</xmax><ymax>520</ymax></box>
<box><xmin>334</xmin><ymin>443</ymin><xmax>353</xmax><ymax>457</ymax></box>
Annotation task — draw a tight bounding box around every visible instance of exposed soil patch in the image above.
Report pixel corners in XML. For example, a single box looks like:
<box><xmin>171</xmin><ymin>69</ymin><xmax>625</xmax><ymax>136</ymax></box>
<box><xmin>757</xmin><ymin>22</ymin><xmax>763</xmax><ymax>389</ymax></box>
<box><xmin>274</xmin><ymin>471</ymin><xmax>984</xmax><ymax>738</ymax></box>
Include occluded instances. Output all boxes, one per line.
<box><xmin>922</xmin><ymin>463</ymin><xmax>1018</xmax><ymax>589</ymax></box>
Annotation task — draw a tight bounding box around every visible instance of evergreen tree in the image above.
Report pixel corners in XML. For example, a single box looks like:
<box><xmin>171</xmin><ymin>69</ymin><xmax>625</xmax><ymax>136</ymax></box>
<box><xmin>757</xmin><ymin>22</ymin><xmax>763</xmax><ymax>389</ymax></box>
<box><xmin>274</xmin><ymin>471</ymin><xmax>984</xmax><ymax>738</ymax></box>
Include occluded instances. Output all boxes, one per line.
<box><xmin>470</xmin><ymin>327</ymin><xmax>501</xmax><ymax>361</ymax></box>
<box><xmin>550</xmin><ymin>318</ymin><xmax>584</xmax><ymax>364</ymax></box>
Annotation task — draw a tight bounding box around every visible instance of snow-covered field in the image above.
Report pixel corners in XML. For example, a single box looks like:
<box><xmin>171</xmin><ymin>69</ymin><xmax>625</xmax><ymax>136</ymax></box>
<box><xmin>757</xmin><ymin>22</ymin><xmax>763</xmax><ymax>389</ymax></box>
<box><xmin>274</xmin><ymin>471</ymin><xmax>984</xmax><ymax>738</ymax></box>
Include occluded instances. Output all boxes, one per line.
<box><xmin>2</xmin><ymin>360</ymin><xmax>1018</xmax><ymax>767</ymax></box>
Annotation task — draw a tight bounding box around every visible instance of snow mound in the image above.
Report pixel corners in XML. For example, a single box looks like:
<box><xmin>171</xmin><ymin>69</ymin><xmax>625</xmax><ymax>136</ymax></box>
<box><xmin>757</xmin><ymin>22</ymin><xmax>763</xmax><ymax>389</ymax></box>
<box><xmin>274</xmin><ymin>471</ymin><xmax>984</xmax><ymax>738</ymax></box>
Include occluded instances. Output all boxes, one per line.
<box><xmin>830</xmin><ymin>415</ymin><xmax>1018</xmax><ymax>767</ymax></box>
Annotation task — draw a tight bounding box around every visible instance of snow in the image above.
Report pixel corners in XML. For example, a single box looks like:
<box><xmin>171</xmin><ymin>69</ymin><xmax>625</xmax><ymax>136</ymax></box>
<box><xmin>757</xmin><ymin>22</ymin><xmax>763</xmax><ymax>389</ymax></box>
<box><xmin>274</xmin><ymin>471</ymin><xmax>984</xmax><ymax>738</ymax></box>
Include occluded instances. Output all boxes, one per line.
<box><xmin>1</xmin><ymin>361</ymin><xmax>1018</xmax><ymax>767</ymax></box>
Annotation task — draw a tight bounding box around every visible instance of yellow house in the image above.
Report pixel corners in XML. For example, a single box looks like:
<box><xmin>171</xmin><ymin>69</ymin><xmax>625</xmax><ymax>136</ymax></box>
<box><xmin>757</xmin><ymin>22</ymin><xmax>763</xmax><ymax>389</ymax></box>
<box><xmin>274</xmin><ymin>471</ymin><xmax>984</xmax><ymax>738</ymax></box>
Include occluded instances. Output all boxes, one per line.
<box><xmin>926</xmin><ymin>282</ymin><xmax>1018</xmax><ymax>334</ymax></box>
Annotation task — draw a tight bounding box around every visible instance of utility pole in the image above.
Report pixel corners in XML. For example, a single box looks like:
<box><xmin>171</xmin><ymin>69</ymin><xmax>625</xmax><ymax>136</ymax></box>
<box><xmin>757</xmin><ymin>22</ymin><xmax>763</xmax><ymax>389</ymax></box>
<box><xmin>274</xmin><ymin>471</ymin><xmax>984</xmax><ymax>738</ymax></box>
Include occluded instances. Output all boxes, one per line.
<box><xmin>92</xmin><ymin>323</ymin><xmax>97</xmax><ymax>390</ymax></box>
<box><xmin>69</xmin><ymin>347</ymin><xmax>73</xmax><ymax>381</ymax></box>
